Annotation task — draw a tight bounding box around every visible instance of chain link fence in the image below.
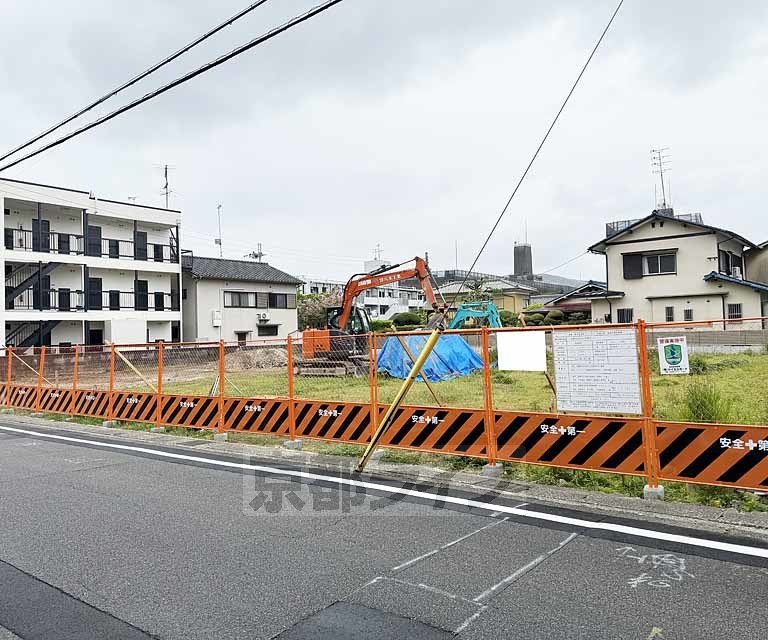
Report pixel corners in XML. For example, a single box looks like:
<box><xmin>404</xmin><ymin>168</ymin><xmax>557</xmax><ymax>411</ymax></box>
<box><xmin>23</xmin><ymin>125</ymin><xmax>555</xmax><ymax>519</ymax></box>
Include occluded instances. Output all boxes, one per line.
<box><xmin>223</xmin><ymin>339</ymin><xmax>289</xmax><ymax>399</ymax></box>
<box><xmin>647</xmin><ymin>321</ymin><xmax>768</xmax><ymax>426</ymax></box>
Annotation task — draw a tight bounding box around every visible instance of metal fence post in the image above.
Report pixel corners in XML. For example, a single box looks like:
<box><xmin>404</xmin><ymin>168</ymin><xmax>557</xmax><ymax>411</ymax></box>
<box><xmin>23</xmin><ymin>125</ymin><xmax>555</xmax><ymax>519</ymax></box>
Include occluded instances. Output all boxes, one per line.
<box><xmin>5</xmin><ymin>346</ymin><xmax>12</xmax><ymax>408</ymax></box>
<box><xmin>481</xmin><ymin>328</ymin><xmax>498</xmax><ymax>465</ymax></box>
<box><xmin>156</xmin><ymin>341</ymin><xmax>164</xmax><ymax>430</ymax></box>
<box><xmin>71</xmin><ymin>345</ymin><xmax>79</xmax><ymax>417</ymax></box>
<box><xmin>368</xmin><ymin>332</ymin><xmax>378</xmax><ymax>440</ymax></box>
<box><xmin>218</xmin><ymin>340</ymin><xmax>225</xmax><ymax>433</ymax></box>
<box><xmin>108</xmin><ymin>343</ymin><xmax>115</xmax><ymax>421</ymax></box>
<box><xmin>35</xmin><ymin>346</ymin><xmax>46</xmax><ymax>414</ymax></box>
<box><xmin>636</xmin><ymin>320</ymin><xmax>660</xmax><ymax>490</ymax></box>
<box><xmin>287</xmin><ymin>335</ymin><xmax>296</xmax><ymax>441</ymax></box>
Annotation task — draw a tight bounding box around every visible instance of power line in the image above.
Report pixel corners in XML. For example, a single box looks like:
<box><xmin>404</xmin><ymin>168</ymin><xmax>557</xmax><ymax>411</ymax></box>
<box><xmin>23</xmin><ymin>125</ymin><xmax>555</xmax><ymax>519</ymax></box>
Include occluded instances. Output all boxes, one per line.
<box><xmin>0</xmin><ymin>0</ymin><xmax>274</xmax><ymax>165</ymax></box>
<box><xmin>538</xmin><ymin>251</ymin><xmax>589</xmax><ymax>275</ymax></box>
<box><xmin>0</xmin><ymin>0</ymin><xmax>346</xmax><ymax>173</ymax></box>
<box><xmin>454</xmin><ymin>0</ymin><xmax>624</xmax><ymax>300</ymax></box>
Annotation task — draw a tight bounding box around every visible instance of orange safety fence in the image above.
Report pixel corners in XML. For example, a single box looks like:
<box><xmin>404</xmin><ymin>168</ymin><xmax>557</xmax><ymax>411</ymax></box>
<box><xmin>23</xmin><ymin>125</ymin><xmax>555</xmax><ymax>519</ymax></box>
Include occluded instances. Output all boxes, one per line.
<box><xmin>2</xmin><ymin>318</ymin><xmax>768</xmax><ymax>493</ymax></box>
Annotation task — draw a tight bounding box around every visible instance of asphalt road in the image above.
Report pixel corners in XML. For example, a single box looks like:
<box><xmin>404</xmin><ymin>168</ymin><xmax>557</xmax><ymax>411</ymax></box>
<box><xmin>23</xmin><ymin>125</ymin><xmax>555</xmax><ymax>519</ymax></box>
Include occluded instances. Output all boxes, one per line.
<box><xmin>0</xmin><ymin>422</ymin><xmax>766</xmax><ymax>640</ymax></box>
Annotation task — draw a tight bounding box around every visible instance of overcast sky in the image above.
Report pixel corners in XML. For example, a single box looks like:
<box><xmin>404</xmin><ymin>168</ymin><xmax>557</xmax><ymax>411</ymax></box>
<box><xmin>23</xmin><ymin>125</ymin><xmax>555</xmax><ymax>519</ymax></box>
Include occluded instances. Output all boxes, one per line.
<box><xmin>2</xmin><ymin>1</ymin><xmax>766</xmax><ymax>281</ymax></box>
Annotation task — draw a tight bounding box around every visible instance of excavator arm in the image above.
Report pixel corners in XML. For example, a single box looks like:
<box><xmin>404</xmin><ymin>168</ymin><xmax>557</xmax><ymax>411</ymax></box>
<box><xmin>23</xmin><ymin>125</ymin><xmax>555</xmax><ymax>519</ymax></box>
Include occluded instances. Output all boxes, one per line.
<box><xmin>337</xmin><ymin>257</ymin><xmax>440</xmax><ymax>330</ymax></box>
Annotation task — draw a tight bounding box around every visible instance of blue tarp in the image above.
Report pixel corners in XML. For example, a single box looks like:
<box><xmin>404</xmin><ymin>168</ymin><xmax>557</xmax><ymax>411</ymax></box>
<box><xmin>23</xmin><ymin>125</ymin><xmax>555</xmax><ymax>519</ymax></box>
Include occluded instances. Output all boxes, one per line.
<box><xmin>377</xmin><ymin>334</ymin><xmax>484</xmax><ymax>382</ymax></box>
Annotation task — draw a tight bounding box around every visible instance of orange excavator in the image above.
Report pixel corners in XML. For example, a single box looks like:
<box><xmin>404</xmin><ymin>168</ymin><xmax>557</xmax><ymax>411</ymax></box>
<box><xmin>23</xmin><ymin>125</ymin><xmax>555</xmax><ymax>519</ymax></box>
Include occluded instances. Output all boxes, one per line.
<box><xmin>299</xmin><ymin>257</ymin><xmax>442</xmax><ymax>374</ymax></box>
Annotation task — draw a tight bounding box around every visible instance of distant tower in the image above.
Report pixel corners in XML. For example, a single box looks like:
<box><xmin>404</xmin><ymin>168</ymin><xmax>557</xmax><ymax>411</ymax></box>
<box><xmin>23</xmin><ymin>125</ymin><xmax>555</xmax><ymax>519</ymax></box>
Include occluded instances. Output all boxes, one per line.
<box><xmin>514</xmin><ymin>242</ymin><xmax>533</xmax><ymax>277</ymax></box>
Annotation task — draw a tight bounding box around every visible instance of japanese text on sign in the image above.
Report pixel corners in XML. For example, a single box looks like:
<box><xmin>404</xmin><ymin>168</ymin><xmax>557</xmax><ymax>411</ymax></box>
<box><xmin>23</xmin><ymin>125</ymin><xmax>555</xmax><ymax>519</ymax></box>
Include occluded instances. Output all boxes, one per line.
<box><xmin>553</xmin><ymin>328</ymin><xmax>642</xmax><ymax>415</ymax></box>
<box><xmin>657</xmin><ymin>336</ymin><xmax>690</xmax><ymax>375</ymax></box>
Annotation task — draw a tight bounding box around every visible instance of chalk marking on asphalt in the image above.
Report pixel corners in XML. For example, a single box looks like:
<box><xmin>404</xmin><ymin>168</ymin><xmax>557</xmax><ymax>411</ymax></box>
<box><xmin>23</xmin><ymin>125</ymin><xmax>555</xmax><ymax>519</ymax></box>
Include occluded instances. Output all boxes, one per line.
<box><xmin>391</xmin><ymin>513</ymin><xmax>524</xmax><ymax>573</ymax></box>
<box><xmin>453</xmin><ymin>533</ymin><xmax>579</xmax><ymax>634</ymax></box>
<box><xmin>376</xmin><ymin>576</ymin><xmax>483</xmax><ymax>608</ymax></box>
<box><xmin>473</xmin><ymin>532</ymin><xmax>578</xmax><ymax>603</ymax></box>
<box><xmin>2</xmin><ymin>424</ymin><xmax>768</xmax><ymax>560</ymax></box>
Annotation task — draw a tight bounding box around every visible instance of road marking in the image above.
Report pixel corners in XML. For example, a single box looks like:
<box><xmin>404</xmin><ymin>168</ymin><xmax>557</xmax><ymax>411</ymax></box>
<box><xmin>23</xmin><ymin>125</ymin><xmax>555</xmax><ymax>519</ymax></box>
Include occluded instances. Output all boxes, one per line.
<box><xmin>473</xmin><ymin>532</ymin><xmax>578</xmax><ymax>603</ymax></box>
<box><xmin>2</xmin><ymin>424</ymin><xmax>768</xmax><ymax>560</ymax></box>
<box><xmin>391</xmin><ymin>513</ymin><xmax>523</xmax><ymax>573</ymax></box>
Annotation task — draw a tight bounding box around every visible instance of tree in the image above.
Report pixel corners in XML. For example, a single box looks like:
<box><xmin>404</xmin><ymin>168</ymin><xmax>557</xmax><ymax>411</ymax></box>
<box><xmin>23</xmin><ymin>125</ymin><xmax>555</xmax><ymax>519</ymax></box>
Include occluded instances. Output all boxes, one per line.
<box><xmin>463</xmin><ymin>279</ymin><xmax>492</xmax><ymax>303</ymax></box>
<box><xmin>297</xmin><ymin>290</ymin><xmax>342</xmax><ymax>329</ymax></box>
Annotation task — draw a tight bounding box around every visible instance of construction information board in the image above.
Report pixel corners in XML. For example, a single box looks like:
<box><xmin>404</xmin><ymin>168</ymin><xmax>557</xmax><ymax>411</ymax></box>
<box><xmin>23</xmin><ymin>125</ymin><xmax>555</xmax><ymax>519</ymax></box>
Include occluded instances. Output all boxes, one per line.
<box><xmin>553</xmin><ymin>328</ymin><xmax>642</xmax><ymax>415</ymax></box>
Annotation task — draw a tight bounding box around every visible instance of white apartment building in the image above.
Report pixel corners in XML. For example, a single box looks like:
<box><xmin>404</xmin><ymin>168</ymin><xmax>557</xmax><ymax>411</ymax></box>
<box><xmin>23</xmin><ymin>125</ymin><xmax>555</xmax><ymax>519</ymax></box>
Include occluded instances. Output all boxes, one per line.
<box><xmin>1</xmin><ymin>178</ymin><xmax>182</xmax><ymax>348</ymax></box>
<box><xmin>182</xmin><ymin>255</ymin><xmax>302</xmax><ymax>342</ymax></box>
<box><xmin>588</xmin><ymin>208</ymin><xmax>768</xmax><ymax>327</ymax></box>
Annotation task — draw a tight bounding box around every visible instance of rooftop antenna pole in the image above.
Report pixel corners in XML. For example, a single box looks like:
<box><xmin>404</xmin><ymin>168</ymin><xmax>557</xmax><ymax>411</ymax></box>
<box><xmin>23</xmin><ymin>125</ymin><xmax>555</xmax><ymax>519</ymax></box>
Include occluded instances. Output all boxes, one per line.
<box><xmin>455</xmin><ymin>240</ymin><xmax>458</xmax><ymax>271</ymax></box>
<box><xmin>651</xmin><ymin>147</ymin><xmax>671</xmax><ymax>208</ymax></box>
<box><xmin>216</xmin><ymin>204</ymin><xmax>223</xmax><ymax>257</ymax></box>
<box><xmin>163</xmin><ymin>164</ymin><xmax>170</xmax><ymax>209</ymax></box>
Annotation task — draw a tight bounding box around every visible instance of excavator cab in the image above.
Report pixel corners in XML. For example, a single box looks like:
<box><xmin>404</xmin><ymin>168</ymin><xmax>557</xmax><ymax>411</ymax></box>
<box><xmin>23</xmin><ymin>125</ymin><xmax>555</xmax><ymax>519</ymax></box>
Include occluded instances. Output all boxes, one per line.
<box><xmin>327</xmin><ymin>306</ymin><xmax>370</xmax><ymax>335</ymax></box>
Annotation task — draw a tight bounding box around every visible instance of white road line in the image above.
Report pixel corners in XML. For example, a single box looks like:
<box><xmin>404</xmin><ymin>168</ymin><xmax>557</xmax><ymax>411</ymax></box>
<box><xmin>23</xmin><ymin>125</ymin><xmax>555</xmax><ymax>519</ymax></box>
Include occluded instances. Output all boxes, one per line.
<box><xmin>2</xmin><ymin>425</ymin><xmax>768</xmax><ymax>560</ymax></box>
<box><xmin>473</xmin><ymin>532</ymin><xmax>579</xmax><ymax>603</ymax></box>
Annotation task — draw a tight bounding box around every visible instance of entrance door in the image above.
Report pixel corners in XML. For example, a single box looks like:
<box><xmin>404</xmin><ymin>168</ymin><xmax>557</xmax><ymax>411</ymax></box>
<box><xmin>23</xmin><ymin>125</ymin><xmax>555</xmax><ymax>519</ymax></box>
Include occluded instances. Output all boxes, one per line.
<box><xmin>86</xmin><ymin>225</ymin><xmax>102</xmax><ymax>257</ymax></box>
<box><xmin>134</xmin><ymin>231</ymin><xmax>148</xmax><ymax>261</ymax></box>
<box><xmin>33</xmin><ymin>275</ymin><xmax>51</xmax><ymax>310</ymax></box>
<box><xmin>87</xmin><ymin>277</ymin><xmax>103</xmax><ymax>310</ymax></box>
<box><xmin>88</xmin><ymin>328</ymin><xmax>104</xmax><ymax>346</ymax></box>
<box><xmin>32</xmin><ymin>219</ymin><xmax>50</xmax><ymax>252</ymax></box>
<box><xmin>135</xmin><ymin>279</ymin><xmax>148</xmax><ymax>311</ymax></box>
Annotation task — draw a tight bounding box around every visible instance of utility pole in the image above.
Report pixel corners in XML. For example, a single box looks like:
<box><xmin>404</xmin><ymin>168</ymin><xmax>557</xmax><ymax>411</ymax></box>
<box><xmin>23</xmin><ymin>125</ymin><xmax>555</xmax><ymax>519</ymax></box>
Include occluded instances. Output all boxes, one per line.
<box><xmin>216</xmin><ymin>204</ymin><xmax>223</xmax><ymax>257</ymax></box>
<box><xmin>163</xmin><ymin>164</ymin><xmax>171</xmax><ymax>209</ymax></box>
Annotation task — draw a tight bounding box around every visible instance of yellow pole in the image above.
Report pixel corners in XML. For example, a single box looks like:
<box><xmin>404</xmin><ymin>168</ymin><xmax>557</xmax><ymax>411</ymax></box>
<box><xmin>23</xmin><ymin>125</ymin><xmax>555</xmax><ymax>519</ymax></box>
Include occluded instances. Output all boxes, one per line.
<box><xmin>354</xmin><ymin>327</ymin><xmax>442</xmax><ymax>473</ymax></box>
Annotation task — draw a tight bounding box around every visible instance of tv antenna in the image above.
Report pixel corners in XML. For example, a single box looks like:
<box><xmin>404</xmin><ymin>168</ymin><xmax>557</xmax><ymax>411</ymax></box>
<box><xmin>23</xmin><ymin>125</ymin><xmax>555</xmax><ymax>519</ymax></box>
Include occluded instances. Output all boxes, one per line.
<box><xmin>155</xmin><ymin>163</ymin><xmax>176</xmax><ymax>208</ymax></box>
<box><xmin>373</xmin><ymin>243</ymin><xmax>383</xmax><ymax>260</ymax></box>
<box><xmin>245</xmin><ymin>243</ymin><xmax>265</xmax><ymax>262</ymax></box>
<box><xmin>651</xmin><ymin>148</ymin><xmax>671</xmax><ymax>208</ymax></box>
<box><xmin>215</xmin><ymin>204</ymin><xmax>223</xmax><ymax>257</ymax></box>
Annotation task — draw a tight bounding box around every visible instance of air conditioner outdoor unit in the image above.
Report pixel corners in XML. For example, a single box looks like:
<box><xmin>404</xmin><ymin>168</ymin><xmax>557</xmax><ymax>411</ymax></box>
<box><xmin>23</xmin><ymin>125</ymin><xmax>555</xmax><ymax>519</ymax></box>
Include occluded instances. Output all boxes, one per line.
<box><xmin>255</xmin><ymin>311</ymin><xmax>270</xmax><ymax>323</ymax></box>
<box><xmin>732</xmin><ymin>267</ymin><xmax>743</xmax><ymax>280</ymax></box>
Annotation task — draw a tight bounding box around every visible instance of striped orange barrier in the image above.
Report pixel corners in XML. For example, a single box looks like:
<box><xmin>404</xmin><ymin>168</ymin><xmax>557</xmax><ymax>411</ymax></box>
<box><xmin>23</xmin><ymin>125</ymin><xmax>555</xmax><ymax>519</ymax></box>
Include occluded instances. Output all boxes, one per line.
<box><xmin>8</xmin><ymin>385</ymin><xmax>37</xmax><ymax>411</ymax></box>
<box><xmin>223</xmin><ymin>397</ymin><xmax>291</xmax><ymax>435</ymax></box>
<box><xmin>378</xmin><ymin>405</ymin><xmax>487</xmax><ymax>458</ymax></box>
<box><xmin>494</xmin><ymin>412</ymin><xmax>647</xmax><ymax>476</ymax></box>
<box><xmin>111</xmin><ymin>392</ymin><xmax>157</xmax><ymax>423</ymax></box>
<box><xmin>294</xmin><ymin>400</ymin><xmax>370</xmax><ymax>443</ymax></box>
<box><xmin>655</xmin><ymin>421</ymin><xmax>768</xmax><ymax>491</ymax></box>
<box><xmin>38</xmin><ymin>388</ymin><xmax>73</xmax><ymax>414</ymax></box>
<box><xmin>162</xmin><ymin>395</ymin><xmax>219</xmax><ymax>430</ymax></box>
<box><xmin>73</xmin><ymin>389</ymin><xmax>110</xmax><ymax>418</ymax></box>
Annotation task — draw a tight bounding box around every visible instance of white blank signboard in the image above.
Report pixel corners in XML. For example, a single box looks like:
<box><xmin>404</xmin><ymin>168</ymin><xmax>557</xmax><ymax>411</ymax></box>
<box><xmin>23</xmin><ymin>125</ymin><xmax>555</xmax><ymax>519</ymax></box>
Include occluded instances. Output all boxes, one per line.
<box><xmin>553</xmin><ymin>328</ymin><xmax>642</xmax><ymax>415</ymax></box>
<box><xmin>497</xmin><ymin>331</ymin><xmax>547</xmax><ymax>372</ymax></box>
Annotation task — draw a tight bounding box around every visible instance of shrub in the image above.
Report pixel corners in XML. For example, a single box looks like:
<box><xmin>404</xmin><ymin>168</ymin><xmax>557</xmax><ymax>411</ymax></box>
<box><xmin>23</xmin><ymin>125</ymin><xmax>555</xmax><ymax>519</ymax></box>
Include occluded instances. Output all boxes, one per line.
<box><xmin>567</xmin><ymin>312</ymin><xmax>588</xmax><ymax>324</ymax></box>
<box><xmin>391</xmin><ymin>311</ymin><xmax>422</xmax><ymax>327</ymax></box>
<box><xmin>679</xmin><ymin>381</ymin><xmax>733</xmax><ymax>423</ymax></box>
<box><xmin>491</xmin><ymin>371</ymin><xmax>519</xmax><ymax>386</ymax></box>
<box><xmin>527</xmin><ymin>313</ymin><xmax>545</xmax><ymax>325</ymax></box>
<box><xmin>499</xmin><ymin>310</ymin><xmax>519</xmax><ymax>327</ymax></box>
<box><xmin>395</xmin><ymin>324</ymin><xmax>422</xmax><ymax>332</ymax></box>
<box><xmin>688</xmin><ymin>354</ymin><xmax>709</xmax><ymax>375</ymax></box>
<box><xmin>370</xmin><ymin>319</ymin><xmax>393</xmax><ymax>332</ymax></box>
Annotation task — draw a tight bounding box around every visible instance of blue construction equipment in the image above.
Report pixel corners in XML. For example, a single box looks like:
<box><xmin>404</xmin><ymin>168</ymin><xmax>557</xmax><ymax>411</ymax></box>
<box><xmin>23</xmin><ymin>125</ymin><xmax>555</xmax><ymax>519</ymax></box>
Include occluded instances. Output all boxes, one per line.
<box><xmin>448</xmin><ymin>301</ymin><xmax>502</xmax><ymax>330</ymax></box>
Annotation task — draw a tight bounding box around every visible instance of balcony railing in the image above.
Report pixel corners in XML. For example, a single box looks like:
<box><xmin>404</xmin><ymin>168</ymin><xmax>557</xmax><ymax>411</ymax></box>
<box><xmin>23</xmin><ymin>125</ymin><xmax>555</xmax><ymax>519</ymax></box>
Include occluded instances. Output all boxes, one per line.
<box><xmin>8</xmin><ymin>288</ymin><xmax>179</xmax><ymax>312</ymax></box>
<box><xmin>5</xmin><ymin>228</ymin><xmax>177</xmax><ymax>263</ymax></box>
<box><xmin>4</xmin><ymin>229</ymin><xmax>84</xmax><ymax>255</ymax></box>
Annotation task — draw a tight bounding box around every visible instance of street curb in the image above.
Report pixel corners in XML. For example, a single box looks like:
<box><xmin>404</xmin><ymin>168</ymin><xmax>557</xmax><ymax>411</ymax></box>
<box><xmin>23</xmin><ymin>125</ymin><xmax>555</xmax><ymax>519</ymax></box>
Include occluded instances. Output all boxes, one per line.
<box><xmin>3</xmin><ymin>412</ymin><xmax>768</xmax><ymax>543</ymax></box>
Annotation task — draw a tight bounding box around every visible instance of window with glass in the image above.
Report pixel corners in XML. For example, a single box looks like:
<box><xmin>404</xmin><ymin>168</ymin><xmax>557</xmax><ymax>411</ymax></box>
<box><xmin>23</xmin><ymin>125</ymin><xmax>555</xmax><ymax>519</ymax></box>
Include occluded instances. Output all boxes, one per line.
<box><xmin>684</xmin><ymin>308</ymin><xmax>693</xmax><ymax>322</ymax></box>
<box><xmin>268</xmin><ymin>293</ymin><xmax>288</xmax><ymax>308</ymax></box>
<box><xmin>665</xmin><ymin>306</ymin><xmax>674</xmax><ymax>322</ymax></box>
<box><xmin>224</xmin><ymin>291</ymin><xmax>256</xmax><ymax>308</ymax></box>
<box><xmin>257</xmin><ymin>325</ymin><xmax>278</xmax><ymax>337</ymax></box>
<box><xmin>617</xmin><ymin>308</ymin><xmax>634</xmax><ymax>323</ymax></box>
<box><xmin>643</xmin><ymin>253</ymin><xmax>676</xmax><ymax>275</ymax></box>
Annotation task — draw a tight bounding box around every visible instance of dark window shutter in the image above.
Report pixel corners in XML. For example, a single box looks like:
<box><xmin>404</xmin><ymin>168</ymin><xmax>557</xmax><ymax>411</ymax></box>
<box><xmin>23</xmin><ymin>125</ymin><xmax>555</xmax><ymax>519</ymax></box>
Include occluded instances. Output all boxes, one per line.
<box><xmin>286</xmin><ymin>293</ymin><xmax>297</xmax><ymax>309</ymax></box>
<box><xmin>623</xmin><ymin>254</ymin><xmax>643</xmax><ymax>279</ymax></box>
<box><xmin>256</xmin><ymin>292</ymin><xmax>268</xmax><ymax>308</ymax></box>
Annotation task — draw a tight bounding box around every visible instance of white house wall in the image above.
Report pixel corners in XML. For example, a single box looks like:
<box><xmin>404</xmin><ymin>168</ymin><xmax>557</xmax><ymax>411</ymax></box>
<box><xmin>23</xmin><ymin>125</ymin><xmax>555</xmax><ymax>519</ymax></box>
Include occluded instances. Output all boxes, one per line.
<box><xmin>190</xmin><ymin>278</ymin><xmax>298</xmax><ymax>342</ymax></box>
